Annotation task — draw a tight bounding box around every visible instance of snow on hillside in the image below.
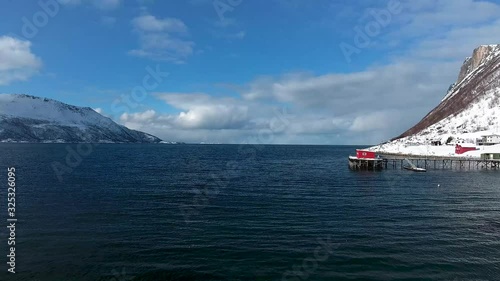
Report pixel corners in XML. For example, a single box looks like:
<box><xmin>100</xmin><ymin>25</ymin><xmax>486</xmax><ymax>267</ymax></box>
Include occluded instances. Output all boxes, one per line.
<box><xmin>0</xmin><ymin>94</ymin><xmax>116</xmax><ymax>128</ymax></box>
<box><xmin>368</xmin><ymin>45</ymin><xmax>500</xmax><ymax>158</ymax></box>
<box><xmin>368</xmin><ymin>88</ymin><xmax>500</xmax><ymax>158</ymax></box>
<box><xmin>368</xmin><ymin>140</ymin><xmax>500</xmax><ymax>158</ymax></box>
<box><xmin>443</xmin><ymin>45</ymin><xmax>500</xmax><ymax>101</ymax></box>
<box><xmin>0</xmin><ymin>94</ymin><xmax>162</xmax><ymax>143</ymax></box>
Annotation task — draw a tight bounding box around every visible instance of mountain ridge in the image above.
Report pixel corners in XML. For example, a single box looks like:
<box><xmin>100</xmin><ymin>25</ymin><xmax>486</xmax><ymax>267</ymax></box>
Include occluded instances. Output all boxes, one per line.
<box><xmin>395</xmin><ymin>44</ymin><xmax>500</xmax><ymax>139</ymax></box>
<box><xmin>368</xmin><ymin>44</ymin><xmax>500</xmax><ymax>157</ymax></box>
<box><xmin>0</xmin><ymin>94</ymin><xmax>162</xmax><ymax>143</ymax></box>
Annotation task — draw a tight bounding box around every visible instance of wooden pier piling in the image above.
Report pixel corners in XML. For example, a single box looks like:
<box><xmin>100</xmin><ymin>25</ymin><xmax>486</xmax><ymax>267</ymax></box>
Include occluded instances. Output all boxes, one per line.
<box><xmin>378</xmin><ymin>157</ymin><xmax>500</xmax><ymax>171</ymax></box>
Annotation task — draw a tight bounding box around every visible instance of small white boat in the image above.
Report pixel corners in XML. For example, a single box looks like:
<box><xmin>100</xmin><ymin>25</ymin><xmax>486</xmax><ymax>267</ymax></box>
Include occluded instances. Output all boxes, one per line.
<box><xmin>403</xmin><ymin>158</ymin><xmax>427</xmax><ymax>172</ymax></box>
<box><xmin>403</xmin><ymin>166</ymin><xmax>427</xmax><ymax>172</ymax></box>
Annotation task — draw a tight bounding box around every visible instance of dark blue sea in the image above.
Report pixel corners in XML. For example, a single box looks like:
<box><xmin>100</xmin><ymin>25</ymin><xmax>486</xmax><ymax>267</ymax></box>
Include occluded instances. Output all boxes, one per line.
<box><xmin>0</xmin><ymin>144</ymin><xmax>499</xmax><ymax>281</ymax></box>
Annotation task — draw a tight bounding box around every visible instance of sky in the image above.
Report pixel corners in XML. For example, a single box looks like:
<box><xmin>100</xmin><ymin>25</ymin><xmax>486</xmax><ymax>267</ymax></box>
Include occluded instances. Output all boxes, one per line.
<box><xmin>1</xmin><ymin>0</ymin><xmax>500</xmax><ymax>144</ymax></box>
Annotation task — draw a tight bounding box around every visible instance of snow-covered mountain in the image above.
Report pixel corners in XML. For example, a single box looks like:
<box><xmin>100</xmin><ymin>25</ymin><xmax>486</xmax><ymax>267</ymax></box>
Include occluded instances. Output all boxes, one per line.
<box><xmin>369</xmin><ymin>45</ymin><xmax>500</xmax><ymax>157</ymax></box>
<box><xmin>0</xmin><ymin>94</ymin><xmax>162</xmax><ymax>143</ymax></box>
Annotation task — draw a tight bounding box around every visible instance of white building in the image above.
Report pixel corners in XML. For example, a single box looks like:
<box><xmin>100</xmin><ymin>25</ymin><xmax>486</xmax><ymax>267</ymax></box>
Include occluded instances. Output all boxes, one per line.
<box><xmin>482</xmin><ymin>134</ymin><xmax>500</xmax><ymax>145</ymax></box>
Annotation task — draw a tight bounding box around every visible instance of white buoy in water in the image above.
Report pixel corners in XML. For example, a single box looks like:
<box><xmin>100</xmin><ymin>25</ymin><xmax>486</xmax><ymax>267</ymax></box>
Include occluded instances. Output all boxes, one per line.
<box><xmin>438</xmin><ymin>184</ymin><xmax>441</xmax><ymax>187</ymax></box>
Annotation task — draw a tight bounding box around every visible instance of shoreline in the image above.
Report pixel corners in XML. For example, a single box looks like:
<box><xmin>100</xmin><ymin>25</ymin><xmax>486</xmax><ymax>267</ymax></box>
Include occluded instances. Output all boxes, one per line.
<box><xmin>372</xmin><ymin>151</ymin><xmax>481</xmax><ymax>160</ymax></box>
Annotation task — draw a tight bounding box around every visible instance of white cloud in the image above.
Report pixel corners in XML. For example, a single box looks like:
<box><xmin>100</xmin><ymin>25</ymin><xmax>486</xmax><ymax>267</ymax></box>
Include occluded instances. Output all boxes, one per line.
<box><xmin>132</xmin><ymin>15</ymin><xmax>187</xmax><ymax>33</ymax></box>
<box><xmin>233</xmin><ymin>60</ymin><xmax>458</xmax><ymax>142</ymax></box>
<box><xmin>59</xmin><ymin>0</ymin><xmax>122</xmax><ymax>10</ymax></box>
<box><xmin>129</xmin><ymin>14</ymin><xmax>194</xmax><ymax>63</ymax></box>
<box><xmin>117</xmin><ymin>0</ymin><xmax>500</xmax><ymax>144</ymax></box>
<box><xmin>155</xmin><ymin>93</ymin><xmax>250</xmax><ymax>130</ymax></box>
<box><xmin>0</xmin><ymin>36</ymin><xmax>42</xmax><ymax>85</ymax></box>
<box><xmin>350</xmin><ymin>111</ymin><xmax>400</xmax><ymax>132</ymax></box>
<box><xmin>230</xmin><ymin>0</ymin><xmax>500</xmax><ymax>143</ymax></box>
<box><xmin>207</xmin><ymin>2</ymin><xmax>246</xmax><ymax>42</ymax></box>
<box><xmin>115</xmin><ymin>92</ymin><xmax>356</xmax><ymax>144</ymax></box>
<box><xmin>398</xmin><ymin>0</ymin><xmax>500</xmax><ymax>34</ymax></box>
<box><xmin>120</xmin><ymin>109</ymin><xmax>156</xmax><ymax>122</ymax></box>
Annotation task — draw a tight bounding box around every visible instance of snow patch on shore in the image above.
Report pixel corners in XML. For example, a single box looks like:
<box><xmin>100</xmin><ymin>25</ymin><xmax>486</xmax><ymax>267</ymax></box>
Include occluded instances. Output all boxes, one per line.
<box><xmin>367</xmin><ymin>85</ymin><xmax>500</xmax><ymax>157</ymax></box>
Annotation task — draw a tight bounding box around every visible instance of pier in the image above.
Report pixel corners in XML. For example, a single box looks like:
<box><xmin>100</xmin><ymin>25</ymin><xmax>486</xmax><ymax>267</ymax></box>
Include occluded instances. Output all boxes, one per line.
<box><xmin>382</xmin><ymin>157</ymin><xmax>500</xmax><ymax>170</ymax></box>
<box><xmin>348</xmin><ymin>149</ymin><xmax>500</xmax><ymax>171</ymax></box>
<box><xmin>348</xmin><ymin>157</ymin><xmax>385</xmax><ymax>170</ymax></box>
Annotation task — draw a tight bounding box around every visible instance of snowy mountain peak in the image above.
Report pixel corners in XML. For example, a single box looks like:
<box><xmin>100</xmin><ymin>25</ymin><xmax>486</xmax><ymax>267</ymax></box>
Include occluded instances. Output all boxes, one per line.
<box><xmin>0</xmin><ymin>94</ymin><xmax>162</xmax><ymax>143</ymax></box>
<box><xmin>0</xmin><ymin>94</ymin><xmax>100</xmax><ymax>124</ymax></box>
<box><xmin>394</xmin><ymin>44</ymin><xmax>500</xmax><ymax>140</ymax></box>
<box><xmin>457</xmin><ymin>44</ymin><xmax>500</xmax><ymax>83</ymax></box>
<box><xmin>369</xmin><ymin>45</ymin><xmax>500</xmax><ymax>157</ymax></box>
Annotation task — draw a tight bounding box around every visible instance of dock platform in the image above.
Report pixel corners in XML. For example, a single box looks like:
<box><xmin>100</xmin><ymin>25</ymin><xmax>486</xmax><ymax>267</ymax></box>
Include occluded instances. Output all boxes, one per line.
<box><xmin>348</xmin><ymin>156</ymin><xmax>385</xmax><ymax>170</ymax></box>
<box><xmin>381</xmin><ymin>157</ymin><xmax>500</xmax><ymax>170</ymax></box>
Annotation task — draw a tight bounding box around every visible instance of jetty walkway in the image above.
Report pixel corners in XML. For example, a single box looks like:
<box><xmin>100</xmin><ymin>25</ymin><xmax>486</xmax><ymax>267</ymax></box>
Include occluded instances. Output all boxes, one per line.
<box><xmin>349</xmin><ymin>156</ymin><xmax>500</xmax><ymax>170</ymax></box>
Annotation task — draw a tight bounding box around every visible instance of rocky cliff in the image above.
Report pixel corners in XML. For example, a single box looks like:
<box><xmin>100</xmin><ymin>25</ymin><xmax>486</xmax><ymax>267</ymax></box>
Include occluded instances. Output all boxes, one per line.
<box><xmin>457</xmin><ymin>45</ymin><xmax>498</xmax><ymax>82</ymax></box>
<box><xmin>396</xmin><ymin>44</ymin><xmax>500</xmax><ymax>139</ymax></box>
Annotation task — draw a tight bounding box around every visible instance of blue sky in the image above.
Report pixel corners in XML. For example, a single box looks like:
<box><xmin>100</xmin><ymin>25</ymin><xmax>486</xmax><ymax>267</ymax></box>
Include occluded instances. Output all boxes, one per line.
<box><xmin>1</xmin><ymin>0</ymin><xmax>500</xmax><ymax>144</ymax></box>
